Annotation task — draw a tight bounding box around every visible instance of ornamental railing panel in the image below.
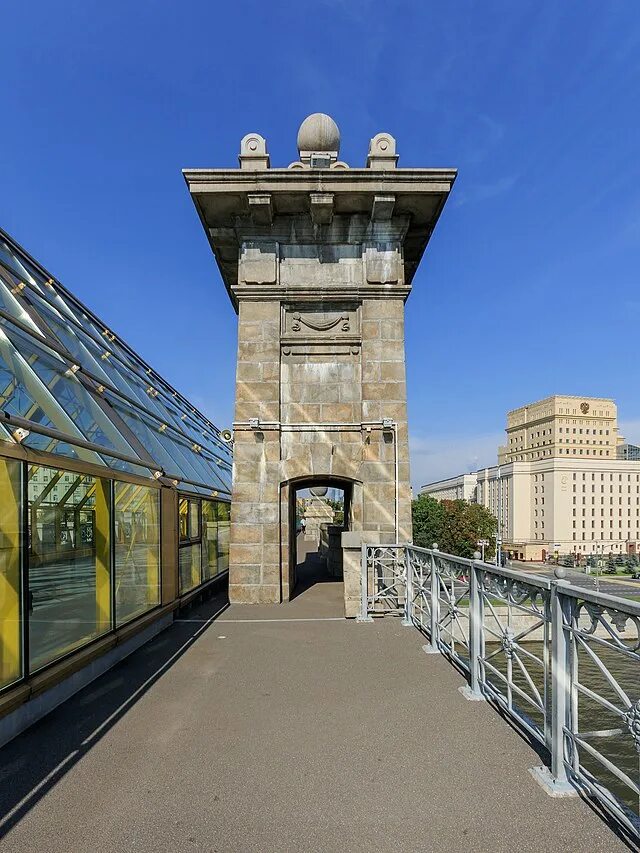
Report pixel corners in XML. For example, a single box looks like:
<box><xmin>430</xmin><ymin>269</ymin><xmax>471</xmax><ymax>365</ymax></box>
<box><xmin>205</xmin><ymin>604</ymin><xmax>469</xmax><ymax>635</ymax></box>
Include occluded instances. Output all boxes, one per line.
<box><xmin>479</xmin><ymin>568</ymin><xmax>551</xmax><ymax>748</ymax></box>
<box><xmin>434</xmin><ymin>552</ymin><xmax>472</xmax><ymax>671</ymax></box>
<box><xmin>359</xmin><ymin>543</ymin><xmax>640</xmax><ymax>841</ymax></box>
<box><xmin>558</xmin><ymin>586</ymin><xmax>640</xmax><ymax>837</ymax></box>
<box><xmin>361</xmin><ymin>544</ymin><xmax>406</xmax><ymax>616</ymax></box>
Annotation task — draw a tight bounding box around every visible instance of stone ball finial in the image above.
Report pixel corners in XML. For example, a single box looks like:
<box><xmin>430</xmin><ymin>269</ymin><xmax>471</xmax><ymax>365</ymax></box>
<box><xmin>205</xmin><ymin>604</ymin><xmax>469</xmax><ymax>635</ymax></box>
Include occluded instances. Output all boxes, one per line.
<box><xmin>297</xmin><ymin>113</ymin><xmax>340</xmax><ymax>155</ymax></box>
<box><xmin>309</xmin><ymin>486</ymin><xmax>329</xmax><ymax>497</ymax></box>
<box><xmin>554</xmin><ymin>566</ymin><xmax>567</xmax><ymax>580</ymax></box>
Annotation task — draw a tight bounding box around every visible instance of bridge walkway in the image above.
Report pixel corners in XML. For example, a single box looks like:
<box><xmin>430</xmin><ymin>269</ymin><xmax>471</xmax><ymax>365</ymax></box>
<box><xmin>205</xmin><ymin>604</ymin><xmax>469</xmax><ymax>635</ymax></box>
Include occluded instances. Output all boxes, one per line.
<box><xmin>0</xmin><ymin>559</ymin><xmax>629</xmax><ymax>852</ymax></box>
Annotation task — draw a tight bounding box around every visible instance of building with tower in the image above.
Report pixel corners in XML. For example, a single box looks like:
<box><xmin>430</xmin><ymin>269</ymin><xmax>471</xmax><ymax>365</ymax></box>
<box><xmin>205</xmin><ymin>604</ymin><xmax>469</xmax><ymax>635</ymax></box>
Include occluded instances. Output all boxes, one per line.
<box><xmin>421</xmin><ymin>396</ymin><xmax>640</xmax><ymax>560</ymax></box>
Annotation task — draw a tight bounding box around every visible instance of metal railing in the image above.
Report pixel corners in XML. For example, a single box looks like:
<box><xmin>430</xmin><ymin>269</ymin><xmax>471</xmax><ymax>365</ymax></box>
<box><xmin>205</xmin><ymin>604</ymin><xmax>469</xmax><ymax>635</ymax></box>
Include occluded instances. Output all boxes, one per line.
<box><xmin>359</xmin><ymin>543</ymin><xmax>640</xmax><ymax>840</ymax></box>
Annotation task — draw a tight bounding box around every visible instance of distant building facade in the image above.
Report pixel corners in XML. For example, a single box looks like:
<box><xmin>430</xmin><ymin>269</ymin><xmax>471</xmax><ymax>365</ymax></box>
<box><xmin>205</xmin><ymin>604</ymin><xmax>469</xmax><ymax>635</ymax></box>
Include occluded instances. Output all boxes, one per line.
<box><xmin>618</xmin><ymin>443</ymin><xmax>640</xmax><ymax>461</ymax></box>
<box><xmin>420</xmin><ymin>473</ymin><xmax>478</xmax><ymax>503</ymax></box>
<box><xmin>421</xmin><ymin>396</ymin><xmax>640</xmax><ymax>560</ymax></box>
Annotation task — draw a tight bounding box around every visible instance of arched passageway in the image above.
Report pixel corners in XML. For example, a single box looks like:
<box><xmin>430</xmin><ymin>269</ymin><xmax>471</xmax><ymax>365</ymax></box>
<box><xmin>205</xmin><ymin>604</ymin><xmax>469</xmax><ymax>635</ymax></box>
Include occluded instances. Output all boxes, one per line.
<box><xmin>283</xmin><ymin>475</ymin><xmax>356</xmax><ymax>609</ymax></box>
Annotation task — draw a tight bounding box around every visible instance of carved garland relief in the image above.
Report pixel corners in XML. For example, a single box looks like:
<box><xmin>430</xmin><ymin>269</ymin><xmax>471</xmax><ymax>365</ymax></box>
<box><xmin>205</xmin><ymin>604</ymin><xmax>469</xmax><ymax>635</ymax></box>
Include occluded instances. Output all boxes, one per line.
<box><xmin>291</xmin><ymin>312</ymin><xmax>350</xmax><ymax>333</ymax></box>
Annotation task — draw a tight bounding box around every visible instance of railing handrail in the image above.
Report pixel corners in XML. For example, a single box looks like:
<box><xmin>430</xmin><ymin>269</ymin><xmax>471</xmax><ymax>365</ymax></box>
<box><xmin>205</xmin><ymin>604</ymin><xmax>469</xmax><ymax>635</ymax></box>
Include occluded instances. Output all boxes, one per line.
<box><xmin>408</xmin><ymin>546</ymin><xmax>551</xmax><ymax>590</ymax></box>
<box><xmin>360</xmin><ymin>540</ymin><xmax>640</xmax><ymax>840</ymax></box>
<box><xmin>405</xmin><ymin>545</ymin><xmax>640</xmax><ymax>609</ymax></box>
<box><xmin>559</xmin><ymin>582</ymin><xmax>640</xmax><ymax>615</ymax></box>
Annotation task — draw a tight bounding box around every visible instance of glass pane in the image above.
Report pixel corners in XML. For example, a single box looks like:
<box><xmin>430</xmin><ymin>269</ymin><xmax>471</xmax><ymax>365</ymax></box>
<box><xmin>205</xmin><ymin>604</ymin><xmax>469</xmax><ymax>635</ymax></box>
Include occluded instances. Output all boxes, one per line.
<box><xmin>189</xmin><ymin>499</ymin><xmax>200</xmax><ymax>539</ymax></box>
<box><xmin>179</xmin><ymin>498</ymin><xmax>189</xmax><ymax>541</ymax></box>
<box><xmin>201</xmin><ymin>500</ymin><xmax>218</xmax><ymax>580</ymax></box>
<box><xmin>1</xmin><ymin>323</ymin><xmax>142</xmax><ymax>473</ymax></box>
<box><xmin>0</xmin><ymin>328</ymin><xmax>81</xmax><ymax>459</ymax></box>
<box><xmin>217</xmin><ymin>501</ymin><xmax>230</xmax><ymax>574</ymax></box>
<box><xmin>0</xmin><ymin>278</ymin><xmax>43</xmax><ymax>334</ymax></box>
<box><xmin>115</xmin><ymin>483</ymin><xmax>160</xmax><ymax>625</ymax></box>
<box><xmin>28</xmin><ymin>465</ymin><xmax>111</xmax><ymax>670</ymax></box>
<box><xmin>0</xmin><ymin>458</ymin><xmax>22</xmax><ymax>688</ymax></box>
<box><xmin>179</xmin><ymin>544</ymin><xmax>201</xmax><ymax>594</ymax></box>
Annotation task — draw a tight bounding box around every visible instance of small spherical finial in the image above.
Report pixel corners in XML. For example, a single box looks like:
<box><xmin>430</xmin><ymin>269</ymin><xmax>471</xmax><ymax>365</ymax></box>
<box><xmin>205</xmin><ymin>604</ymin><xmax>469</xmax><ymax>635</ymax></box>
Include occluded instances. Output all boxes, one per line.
<box><xmin>309</xmin><ymin>486</ymin><xmax>328</xmax><ymax>497</ymax></box>
<box><xmin>554</xmin><ymin>566</ymin><xmax>567</xmax><ymax>580</ymax></box>
<box><xmin>297</xmin><ymin>113</ymin><xmax>340</xmax><ymax>155</ymax></box>
<box><xmin>473</xmin><ymin>551</ymin><xmax>482</xmax><ymax>561</ymax></box>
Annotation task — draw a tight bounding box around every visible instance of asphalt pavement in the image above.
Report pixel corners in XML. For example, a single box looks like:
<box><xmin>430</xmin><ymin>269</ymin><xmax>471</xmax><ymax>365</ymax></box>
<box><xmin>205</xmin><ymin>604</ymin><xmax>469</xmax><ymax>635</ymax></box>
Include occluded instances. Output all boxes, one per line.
<box><xmin>0</xmin><ymin>557</ymin><xmax>633</xmax><ymax>852</ymax></box>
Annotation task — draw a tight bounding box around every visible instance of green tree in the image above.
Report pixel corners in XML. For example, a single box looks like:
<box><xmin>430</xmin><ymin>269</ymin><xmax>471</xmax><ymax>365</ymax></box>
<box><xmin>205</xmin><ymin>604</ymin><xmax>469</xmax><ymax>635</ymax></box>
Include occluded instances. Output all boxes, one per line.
<box><xmin>411</xmin><ymin>494</ymin><xmax>445</xmax><ymax>549</ymax></box>
<box><xmin>412</xmin><ymin>496</ymin><xmax>497</xmax><ymax>559</ymax></box>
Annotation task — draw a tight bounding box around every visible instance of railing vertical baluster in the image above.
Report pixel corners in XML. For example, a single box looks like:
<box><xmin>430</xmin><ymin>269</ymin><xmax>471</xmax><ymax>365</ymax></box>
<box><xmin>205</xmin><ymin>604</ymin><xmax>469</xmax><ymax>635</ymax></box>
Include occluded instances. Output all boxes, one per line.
<box><xmin>460</xmin><ymin>557</ymin><xmax>485</xmax><ymax>701</ymax></box>
<box><xmin>423</xmin><ymin>545</ymin><xmax>440</xmax><ymax>654</ymax></box>
<box><xmin>531</xmin><ymin>578</ymin><xmax>576</xmax><ymax>795</ymax></box>
<box><xmin>357</xmin><ymin>543</ymin><xmax>373</xmax><ymax>623</ymax></box>
<box><xmin>402</xmin><ymin>546</ymin><xmax>412</xmax><ymax>626</ymax></box>
<box><xmin>551</xmin><ymin>581</ymin><xmax>572</xmax><ymax>787</ymax></box>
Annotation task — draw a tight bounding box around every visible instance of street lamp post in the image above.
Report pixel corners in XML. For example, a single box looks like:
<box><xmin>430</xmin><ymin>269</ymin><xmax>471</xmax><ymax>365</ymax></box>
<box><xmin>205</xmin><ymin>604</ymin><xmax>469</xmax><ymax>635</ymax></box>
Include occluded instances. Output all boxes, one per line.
<box><xmin>476</xmin><ymin>538</ymin><xmax>489</xmax><ymax>562</ymax></box>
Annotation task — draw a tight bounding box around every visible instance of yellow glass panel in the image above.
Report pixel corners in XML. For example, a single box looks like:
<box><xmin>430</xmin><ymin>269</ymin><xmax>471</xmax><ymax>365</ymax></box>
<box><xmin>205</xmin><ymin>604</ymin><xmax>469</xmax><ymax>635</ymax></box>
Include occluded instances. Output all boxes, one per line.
<box><xmin>115</xmin><ymin>483</ymin><xmax>160</xmax><ymax>625</ymax></box>
<box><xmin>201</xmin><ymin>500</ymin><xmax>218</xmax><ymax>580</ymax></box>
<box><xmin>0</xmin><ymin>458</ymin><xmax>21</xmax><ymax>688</ymax></box>
<box><xmin>28</xmin><ymin>465</ymin><xmax>111</xmax><ymax>670</ymax></box>
<box><xmin>179</xmin><ymin>498</ymin><xmax>189</xmax><ymax>540</ymax></box>
<box><xmin>95</xmin><ymin>478</ymin><xmax>111</xmax><ymax>635</ymax></box>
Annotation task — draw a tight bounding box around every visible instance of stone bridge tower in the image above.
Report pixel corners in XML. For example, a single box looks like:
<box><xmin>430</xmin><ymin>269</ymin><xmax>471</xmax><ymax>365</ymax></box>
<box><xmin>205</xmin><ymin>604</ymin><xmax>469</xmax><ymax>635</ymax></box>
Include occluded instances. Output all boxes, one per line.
<box><xmin>184</xmin><ymin>115</ymin><xmax>455</xmax><ymax>614</ymax></box>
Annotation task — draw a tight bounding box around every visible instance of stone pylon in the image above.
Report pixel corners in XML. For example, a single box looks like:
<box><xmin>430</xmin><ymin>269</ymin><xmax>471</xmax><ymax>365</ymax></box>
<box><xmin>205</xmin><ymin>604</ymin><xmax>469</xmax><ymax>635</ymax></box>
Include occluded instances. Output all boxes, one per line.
<box><xmin>184</xmin><ymin>114</ymin><xmax>455</xmax><ymax>613</ymax></box>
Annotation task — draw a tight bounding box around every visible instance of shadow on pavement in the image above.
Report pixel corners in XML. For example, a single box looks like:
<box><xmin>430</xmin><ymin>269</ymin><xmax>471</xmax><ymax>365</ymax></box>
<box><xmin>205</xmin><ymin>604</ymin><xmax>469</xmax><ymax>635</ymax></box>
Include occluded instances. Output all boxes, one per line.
<box><xmin>0</xmin><ymin>584</ymin><xmax>229</xmax><ymax>840</ymax></box>
<box><xmin>290</xmin><ymin>547</ymin><xmax>336</xmax><ymax>600</ymax></box>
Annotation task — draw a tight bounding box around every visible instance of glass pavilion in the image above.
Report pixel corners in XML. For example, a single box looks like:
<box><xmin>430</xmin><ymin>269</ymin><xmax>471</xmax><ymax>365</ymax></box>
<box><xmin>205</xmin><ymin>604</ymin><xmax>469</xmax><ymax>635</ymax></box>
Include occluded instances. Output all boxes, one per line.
<box><xmin>0</xmin><ymin>227</ymin><xmax>232</xmax><ymax>693</ymax></box>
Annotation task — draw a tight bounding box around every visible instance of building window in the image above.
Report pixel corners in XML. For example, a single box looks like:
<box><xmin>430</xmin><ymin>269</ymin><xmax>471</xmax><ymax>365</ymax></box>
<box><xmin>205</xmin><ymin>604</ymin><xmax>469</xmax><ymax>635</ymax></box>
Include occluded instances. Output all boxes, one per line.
<box><xmin>179</xmin><ymin>496</ymin><xmax>230</xmax><ymax>594</ymax></box>
<box><xmin>114</xmin><ymin>482</ymin><xmax>161</xmax><ymax>626</ymax></box>
<box><xmin>28</xmin><ymin>465</ymin><xmax>112</xmax><ymax>672</ymax></box>
<box><xmin>202</xmin><ymin>499</ymin><xmax>230</xmax><ymax>580</ymax></box>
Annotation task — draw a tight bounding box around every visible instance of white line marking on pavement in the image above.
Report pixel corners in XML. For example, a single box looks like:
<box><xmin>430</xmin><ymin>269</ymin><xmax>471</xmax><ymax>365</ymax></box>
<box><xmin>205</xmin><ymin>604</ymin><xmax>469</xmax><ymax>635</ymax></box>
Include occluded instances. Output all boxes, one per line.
<box><xmin>217</xmin><ymin>617</ymin><xmax>345</xmax><ymax>623</ymax></box>
<box><xmin>175</xmin><ymin>616</ymin><xmax>345</xmax><ymax>623</ymax></box>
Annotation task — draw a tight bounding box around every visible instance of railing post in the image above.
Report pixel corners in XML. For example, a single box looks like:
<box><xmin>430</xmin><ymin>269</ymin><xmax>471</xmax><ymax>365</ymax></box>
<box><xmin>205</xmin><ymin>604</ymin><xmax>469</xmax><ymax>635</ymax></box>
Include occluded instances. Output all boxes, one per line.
<box><xmin>531</xmin><ymin>574</ymin><xmax>576</xmax><ymax>795</ymax></box>
<box><xmin>422</xmin><ymin>544</ymin><xmax>440</xmax><ymax>654</ymax></box>
<box><xmin>356</xmin><ymin>542</ymin><xmax>373</xmax><ymax>623</ymax></box>
<box><xmin>460</xmin><ymin>555</ymin><xmax>485</xmax><ymax>701</ymax></box>
<box><xmin>401</xmin><ymin>546</ymin><xmax>412</xmax><ymax>626</ymax></box>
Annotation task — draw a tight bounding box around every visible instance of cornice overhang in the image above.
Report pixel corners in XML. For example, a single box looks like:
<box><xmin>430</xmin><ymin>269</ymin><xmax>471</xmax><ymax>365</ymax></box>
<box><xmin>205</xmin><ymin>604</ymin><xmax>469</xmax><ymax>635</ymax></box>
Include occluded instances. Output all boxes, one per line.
<box><xmin>183</xmin><ymin>167</ymin><xmax>457</xmax><ymax>310</ymax></box>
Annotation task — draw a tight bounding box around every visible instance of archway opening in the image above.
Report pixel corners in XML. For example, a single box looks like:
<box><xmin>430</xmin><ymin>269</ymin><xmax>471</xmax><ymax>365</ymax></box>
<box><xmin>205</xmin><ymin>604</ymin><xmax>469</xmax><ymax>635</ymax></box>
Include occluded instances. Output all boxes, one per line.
<box><xmin>287</xmin><ymin>477</ymin><xmax>353</xmax><ymax>603</ymax></box>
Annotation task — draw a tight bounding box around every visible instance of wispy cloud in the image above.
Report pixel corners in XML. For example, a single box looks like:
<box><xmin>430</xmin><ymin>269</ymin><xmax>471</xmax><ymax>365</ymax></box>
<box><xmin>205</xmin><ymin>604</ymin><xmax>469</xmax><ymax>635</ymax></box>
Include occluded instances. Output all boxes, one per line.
<box><xmin>410</xmin><ymin>419</ymin><xmax>640</xmax><ymax>493</ymax></box>
<box><xmin>619</xmin><ymin>420</ymin><xmax>640</xmax><ymax>445</ymax></box>
<box><xmin>454</xmin><ymin>174</ymin><xmax>518</xmax><ymax>207</ymax></box>
<box><xmin>409</xmin><ymin>430</ymin><xmax>501</xmax><ymax>491</ymax></box>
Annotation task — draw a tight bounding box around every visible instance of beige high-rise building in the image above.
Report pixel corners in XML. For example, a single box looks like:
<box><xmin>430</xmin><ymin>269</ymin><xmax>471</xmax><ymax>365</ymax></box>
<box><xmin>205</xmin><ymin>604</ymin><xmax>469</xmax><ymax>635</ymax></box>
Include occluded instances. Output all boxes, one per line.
<box><xmin>421</xmin><ymin>396</ymin><xmax>640</xmax><ymax>560</ymax></box>
<box><xmin>498</xmin><ymin>396</ymin><xmax>623</xmax><ymax>464</ymax></box>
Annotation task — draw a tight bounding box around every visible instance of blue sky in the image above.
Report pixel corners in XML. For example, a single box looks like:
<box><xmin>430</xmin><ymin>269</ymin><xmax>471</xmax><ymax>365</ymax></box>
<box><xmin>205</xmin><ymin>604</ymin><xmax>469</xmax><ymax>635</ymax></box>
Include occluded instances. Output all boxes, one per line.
<box><xmin>2</xmin><ymin>2</ymin><xmax>640</xmax><ymax>488</ymax></box>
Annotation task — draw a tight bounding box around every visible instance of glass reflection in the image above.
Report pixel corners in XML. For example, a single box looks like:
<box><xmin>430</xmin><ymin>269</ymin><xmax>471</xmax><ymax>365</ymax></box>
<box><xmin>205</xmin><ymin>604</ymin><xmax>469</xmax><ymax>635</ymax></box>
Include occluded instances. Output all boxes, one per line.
<box><xmin>179</xmin><ymin>498</ymin><xmax>189</xmax><ymax>540</ymax></box>
<box><xmin>202</xmin><ymin>500</ymin><xmax>218</xmax><ymax>580</ymax></box>
<box><xmin>28</xmin><ymin>465</ymin><xmax>111</xmax><ymax>670</ymax></box>
<box><xmin>115</xmin><ymin>483</ymin><xmax>160</xmax><ymax>625</ymax></box>
<box><xmin>179</xmin><ymin>543</ymin><xmax>201</xmax><ymax>594</ymax></box>
<box><xmin>217</xmin><ymin>501</ymin><xmax>230</xmax><ymax>573</ymax></box>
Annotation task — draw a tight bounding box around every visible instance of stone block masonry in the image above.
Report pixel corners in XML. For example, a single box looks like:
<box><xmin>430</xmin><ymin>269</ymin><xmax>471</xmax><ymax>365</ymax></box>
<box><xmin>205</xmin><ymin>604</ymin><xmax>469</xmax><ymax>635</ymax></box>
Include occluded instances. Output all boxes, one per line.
<box><xmin>185</xmin><ymin>113</ymin><xmax>455</xmax><ymax>613</ymax></box>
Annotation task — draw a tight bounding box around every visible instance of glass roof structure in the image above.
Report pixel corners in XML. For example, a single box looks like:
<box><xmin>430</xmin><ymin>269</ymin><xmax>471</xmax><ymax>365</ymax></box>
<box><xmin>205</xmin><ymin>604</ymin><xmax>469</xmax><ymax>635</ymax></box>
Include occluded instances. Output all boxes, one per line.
<box><xmin>0</xmin><ymin>227</ymin><xmax>232</xmax><ymax>496</ymax></box>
